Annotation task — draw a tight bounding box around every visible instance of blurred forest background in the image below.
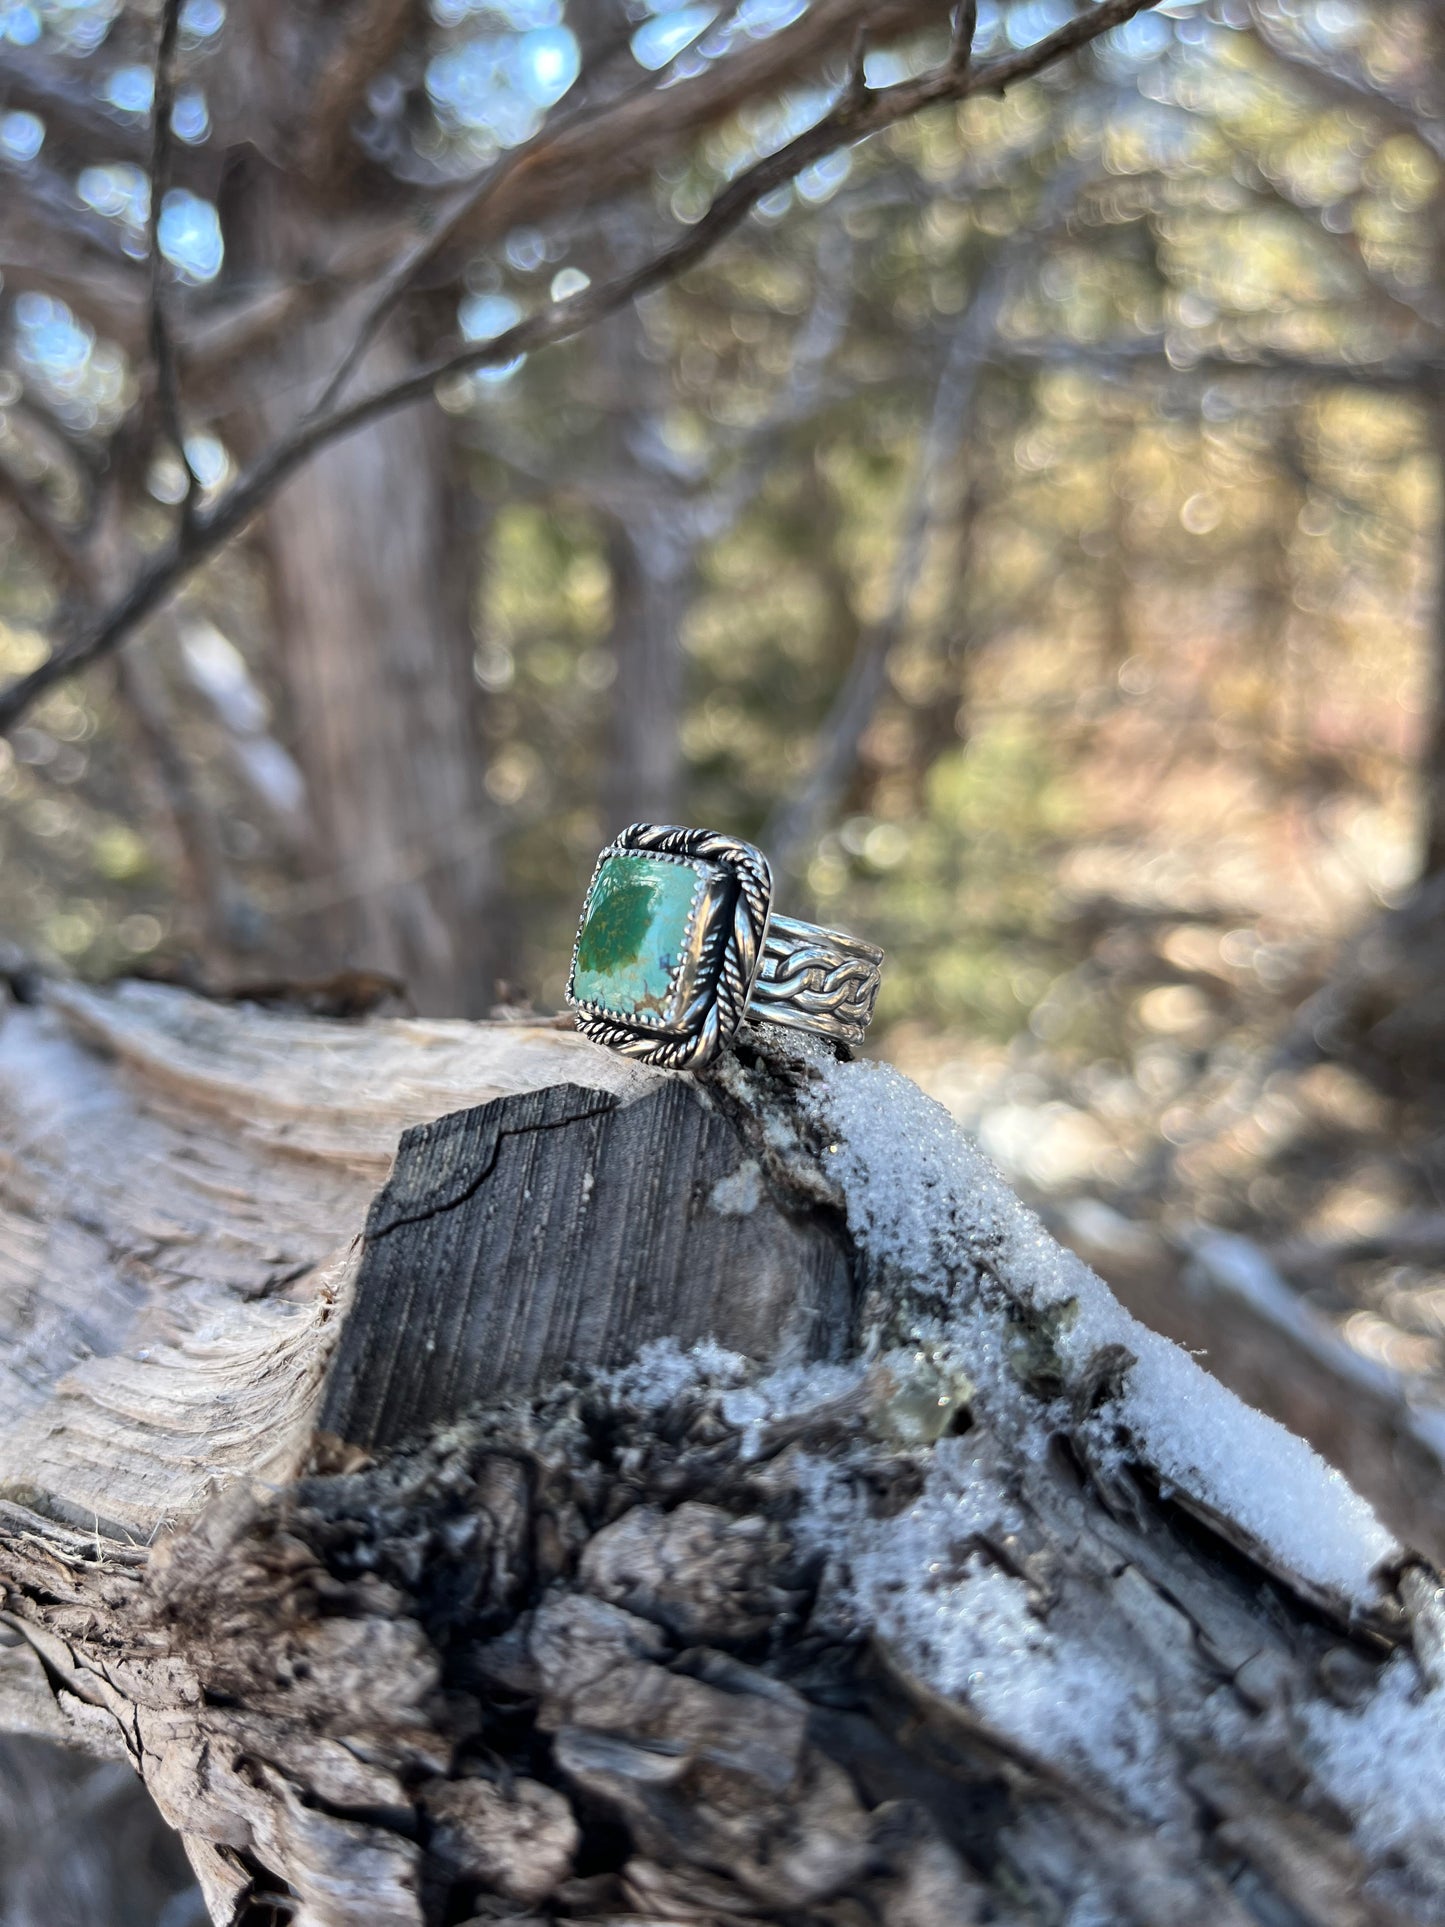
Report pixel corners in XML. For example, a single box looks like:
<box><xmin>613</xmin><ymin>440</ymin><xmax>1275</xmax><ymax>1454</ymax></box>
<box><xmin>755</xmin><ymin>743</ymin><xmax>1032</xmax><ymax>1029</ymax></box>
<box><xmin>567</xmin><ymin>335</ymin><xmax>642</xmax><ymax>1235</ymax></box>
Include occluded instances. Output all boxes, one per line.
<box><xmin>3</xmin><ymin>0</ymin><xmax>1445</xmax><ymax>1918</ymax></box>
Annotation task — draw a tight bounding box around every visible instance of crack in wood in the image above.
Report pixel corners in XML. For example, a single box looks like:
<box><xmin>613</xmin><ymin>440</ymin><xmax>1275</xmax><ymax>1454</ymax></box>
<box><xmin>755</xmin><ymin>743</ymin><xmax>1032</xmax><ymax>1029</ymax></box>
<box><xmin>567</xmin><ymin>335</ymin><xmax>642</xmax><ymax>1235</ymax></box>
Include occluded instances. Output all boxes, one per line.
<box><xmin>364</xmin><ymin>1085</ymin><xmax>622</xmax><ymax>1241</ymax></box>
<box><xmin>320</xmin><ymin>1077</ymin><xmax>857</xmax><ymax>1451</ymax></box>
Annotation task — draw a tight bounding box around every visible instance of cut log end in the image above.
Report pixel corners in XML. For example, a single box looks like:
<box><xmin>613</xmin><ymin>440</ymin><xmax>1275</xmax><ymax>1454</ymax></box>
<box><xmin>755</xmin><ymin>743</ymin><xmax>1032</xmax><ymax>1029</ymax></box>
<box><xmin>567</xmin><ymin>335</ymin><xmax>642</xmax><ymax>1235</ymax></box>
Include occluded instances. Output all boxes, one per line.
<box><xmin>320</xmin><ymin>1073</ymin><xmax>855</xmax><ymax>1450</ymax></box>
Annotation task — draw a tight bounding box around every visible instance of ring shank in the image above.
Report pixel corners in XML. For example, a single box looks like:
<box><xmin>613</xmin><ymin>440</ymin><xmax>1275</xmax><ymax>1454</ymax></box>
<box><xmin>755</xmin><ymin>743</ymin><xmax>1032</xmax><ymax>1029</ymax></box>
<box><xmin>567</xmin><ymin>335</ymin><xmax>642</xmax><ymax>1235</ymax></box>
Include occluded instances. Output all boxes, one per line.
<box><xmin>747</xmin><ymin>913</ymin><xmax>884</xmax><ymax>1047</ymax></box>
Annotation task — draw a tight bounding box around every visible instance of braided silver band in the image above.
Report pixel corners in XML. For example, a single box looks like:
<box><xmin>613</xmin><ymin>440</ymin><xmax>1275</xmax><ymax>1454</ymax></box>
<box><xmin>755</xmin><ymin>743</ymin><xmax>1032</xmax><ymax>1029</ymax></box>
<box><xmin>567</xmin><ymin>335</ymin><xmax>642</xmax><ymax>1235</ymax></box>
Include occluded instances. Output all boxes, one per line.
<box><xmin>748</xmin><ymin>913</ymin><xmax>884</xmax><ymax>1047</ymax></box>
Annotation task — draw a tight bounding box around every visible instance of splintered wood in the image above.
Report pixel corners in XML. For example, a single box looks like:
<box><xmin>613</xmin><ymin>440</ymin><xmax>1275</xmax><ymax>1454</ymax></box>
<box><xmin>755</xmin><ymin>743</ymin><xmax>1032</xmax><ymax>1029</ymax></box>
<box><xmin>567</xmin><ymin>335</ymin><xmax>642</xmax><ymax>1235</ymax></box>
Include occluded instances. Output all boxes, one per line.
<box><xmin>2</xmin><ymin>978</ymin><xmax>1443</xmax><ymax>1927</ymax></box>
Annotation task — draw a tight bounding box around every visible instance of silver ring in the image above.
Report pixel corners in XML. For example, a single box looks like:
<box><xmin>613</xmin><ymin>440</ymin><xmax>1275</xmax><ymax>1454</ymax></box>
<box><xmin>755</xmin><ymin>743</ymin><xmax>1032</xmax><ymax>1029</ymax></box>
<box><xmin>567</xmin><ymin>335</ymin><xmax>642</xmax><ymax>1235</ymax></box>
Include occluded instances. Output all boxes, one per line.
<box><xmin>566</xmin><ymin>823</ymin><xmax>884</xmax><ymax>1070</ymax></box>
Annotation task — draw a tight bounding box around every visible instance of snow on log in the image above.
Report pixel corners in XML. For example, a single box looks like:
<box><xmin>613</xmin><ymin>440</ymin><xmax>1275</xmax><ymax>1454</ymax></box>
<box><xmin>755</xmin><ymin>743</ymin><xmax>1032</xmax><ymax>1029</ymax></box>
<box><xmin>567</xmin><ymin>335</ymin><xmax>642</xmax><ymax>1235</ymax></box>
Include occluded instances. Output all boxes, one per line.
<box><xmin>1</xmin><ymin>977</ymin><xmax>1444</xmax><ymax>1926</ymax></box>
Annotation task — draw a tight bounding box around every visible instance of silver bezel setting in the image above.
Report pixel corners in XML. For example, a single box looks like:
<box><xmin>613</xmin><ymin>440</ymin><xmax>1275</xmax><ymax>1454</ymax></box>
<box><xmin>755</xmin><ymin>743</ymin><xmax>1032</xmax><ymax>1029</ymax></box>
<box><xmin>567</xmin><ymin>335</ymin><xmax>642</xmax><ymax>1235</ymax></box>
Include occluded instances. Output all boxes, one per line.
<box><xmin>567</xmin><ymin>823</ymin><xmax>773</xmax><ymax>1070</ymax></box>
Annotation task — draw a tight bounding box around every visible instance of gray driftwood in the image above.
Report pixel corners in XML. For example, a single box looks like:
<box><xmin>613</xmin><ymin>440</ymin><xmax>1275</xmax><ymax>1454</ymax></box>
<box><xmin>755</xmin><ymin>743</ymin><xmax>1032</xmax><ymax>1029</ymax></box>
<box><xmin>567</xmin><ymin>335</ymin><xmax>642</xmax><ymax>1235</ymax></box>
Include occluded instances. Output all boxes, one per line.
<box><xmin>2</xmin><ymin>978</ymin><xmax>1444</xmax><ymax>1927</ymax></box>
<box><xmin>322</xmin><ymin>1080</ymin><xmax>852</xmax><ymax>1449</ymax></box>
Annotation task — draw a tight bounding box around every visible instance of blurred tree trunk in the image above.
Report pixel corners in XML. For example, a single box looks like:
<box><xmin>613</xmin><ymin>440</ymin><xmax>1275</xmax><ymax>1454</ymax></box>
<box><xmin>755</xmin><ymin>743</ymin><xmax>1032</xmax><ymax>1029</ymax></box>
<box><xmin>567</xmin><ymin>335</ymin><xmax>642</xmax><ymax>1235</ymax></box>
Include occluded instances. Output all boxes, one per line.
<box><xmin>602</xmin><ymin>520</ymin><xmax>688</xmax><ymax>832</ymax></box>
<box><xmin>1425</xmin><ymin>388</ymin><xmax>1445</xmax><ymax>880</ymax></box>
<box><xmin>594</xmin><ymin>288</ymin><xmax>691</xmax><ymax>835</ymax></box>
<box><xmin>1424</xmin><ymin>17</ymin><xmax>1445</xmax><ymax>881</ymax></box>
<box><xmin>255</xmin><ymin>330</ymin><xmax>499</xmax><ymax>1016</ymax></box>
<box><xmin>219</xmin><ymin>163</ymin><xmax>501</xmax><ymax>1018</ymax></box>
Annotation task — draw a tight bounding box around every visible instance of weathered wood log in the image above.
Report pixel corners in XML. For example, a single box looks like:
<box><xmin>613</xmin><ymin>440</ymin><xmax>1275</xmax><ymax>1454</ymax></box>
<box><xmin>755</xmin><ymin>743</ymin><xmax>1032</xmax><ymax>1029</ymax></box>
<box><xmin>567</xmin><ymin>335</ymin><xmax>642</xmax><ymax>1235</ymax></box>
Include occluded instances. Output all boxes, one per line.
<box><xmin>1060</xmin><ymin>1203</ymin><xmax>1445</xmax><ymax>1567</ymax></box>
<box><xmin>2</xmin><ymin>977</ymin><xmax>1445</xmax><ymax>1927</ymax></box>
<box><xmin>321</xmin><ymin>1080</ymin><xmax>853</xmax><ymax>1448</ymax></box>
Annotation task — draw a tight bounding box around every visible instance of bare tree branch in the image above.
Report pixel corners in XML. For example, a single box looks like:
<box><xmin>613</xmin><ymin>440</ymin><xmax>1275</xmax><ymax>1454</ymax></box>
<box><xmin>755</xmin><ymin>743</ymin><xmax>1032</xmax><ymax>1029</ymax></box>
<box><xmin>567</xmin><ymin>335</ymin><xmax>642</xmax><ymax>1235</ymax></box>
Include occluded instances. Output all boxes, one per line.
<box><xmin>429</xmin><ymin>0</ymin><xmax>947</xmax><ymax>261</ymax></box>
<box><xmin>105</xmin><ymin>0</ymin><xmax>949</xmax><ymax>395</ymax></box>
<box><xmin>147</xmin><ymin>0</ymin><xmax>201</xmax><ymax>526</ymax></box>
<box><xmin>307</xmin><ymin>1</ymin><xmax>784</xmax><ymax>421</ymax></box>
<box><xmin>173</xmin><ymin>0</ymin><xmax>1054</xmax><ymax>393</ymax></box>
<box><xmin>950</xmin><ymin>0</ymin><xmax>979</xmax><ymax>73</ymax></box>
<box><xmin>0</xmin><ymin>0</ymin><xmax>1161</xmax><ymax>734</ymax></box>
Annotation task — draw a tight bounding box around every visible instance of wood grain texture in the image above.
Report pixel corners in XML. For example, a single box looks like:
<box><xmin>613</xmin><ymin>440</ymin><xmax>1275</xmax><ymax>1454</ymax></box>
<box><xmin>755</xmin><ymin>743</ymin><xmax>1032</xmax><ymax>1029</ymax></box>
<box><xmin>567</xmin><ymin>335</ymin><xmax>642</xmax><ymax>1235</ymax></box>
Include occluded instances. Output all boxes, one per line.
<box><xmin>0</xmin><ymin>978</ymin><xmax>655</xmax><ymax>1532</ymax></box>
<box><xmin>322</xmin><ymin>1080</ymin><xmax>854</xmax><ymax>1448</ymax></box>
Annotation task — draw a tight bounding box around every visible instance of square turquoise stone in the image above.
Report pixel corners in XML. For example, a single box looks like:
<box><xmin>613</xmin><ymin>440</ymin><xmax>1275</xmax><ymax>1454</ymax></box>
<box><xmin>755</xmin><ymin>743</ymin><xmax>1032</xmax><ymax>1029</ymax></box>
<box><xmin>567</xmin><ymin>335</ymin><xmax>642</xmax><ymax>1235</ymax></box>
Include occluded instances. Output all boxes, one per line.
<box><xmin>571</xmin><ymin>852</ymin><xmax>705</xmax><ymax>1026</ymax></box>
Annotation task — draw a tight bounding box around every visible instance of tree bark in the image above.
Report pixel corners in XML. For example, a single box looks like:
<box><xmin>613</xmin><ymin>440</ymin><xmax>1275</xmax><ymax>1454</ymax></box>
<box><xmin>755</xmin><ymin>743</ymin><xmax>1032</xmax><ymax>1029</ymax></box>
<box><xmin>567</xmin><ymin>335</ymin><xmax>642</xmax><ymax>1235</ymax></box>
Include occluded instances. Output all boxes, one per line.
<box><xmin>216</xmin><ymin>139</ymin><xmax>502</xmax><ymax>1018</ymax></box>
<box><xmin>2</xmin><ymin>978</ymin><xmax>1444</xmax><ymax>1927</ymax></box>
<box><xmin>1424</xmin><ymin>15</ymin><xmax>1445</xmax><ymax>882</ymax></box>
<box><xmin>602</xmin><ymin>520</ymin><xmax>688</xmax><ymax>832</ymax></box>
<box><xmin>252</xmin><ymin>320</ymin><xmax>500</xmax><ymax>1015</ymax></box>
<box><xmin>1424</xmin><ymin>388</ymin><xmax>1445</xmax><ymax>880</ymax></box>
<box><xmin>597</xmin><ymin>290</ymin><xmax>691</xmax><ymax>835</ymax></box>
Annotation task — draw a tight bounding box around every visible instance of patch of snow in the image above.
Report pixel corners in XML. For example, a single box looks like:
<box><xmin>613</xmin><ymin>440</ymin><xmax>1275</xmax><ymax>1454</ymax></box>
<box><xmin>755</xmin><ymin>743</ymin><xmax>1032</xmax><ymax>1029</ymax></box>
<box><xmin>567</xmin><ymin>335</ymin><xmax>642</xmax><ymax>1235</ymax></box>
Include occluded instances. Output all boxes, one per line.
<box><xmin>601</xmin><ymin>1337</ymin><xmax>749</xmax><ymax>1410</ymax></box>
<box><xmin>592</xmin><ymin>1054</ymin><xmax>1417</xmax><ymax>1835</ymax></box>
<box><xmin>792</xmin><ymin>1437</ymin><xmax>1181</xmax><ymax>1825</ymax></box>
<box><xmin>720</xmin><ymin>1357</ymin><xmax>864</xmax><ymax>1458</ymax></box>
<box><xmin>798</xmin><ymin>1054</ymin><xmax>1399</xmax><ymax>1610</ymax></box>
<box><xmin>708</xmin><ymin>1160</ymin><xmax>763</xmax><ymax>1216</ymax></box>
<box><xmin>1302</xmin><ymin>1655</ymin><xmax>1445</xmax><ymax>1873</ymax></box>
<box><xmin>600</xmin><ymin>1339</ymin><xmax>862</xmax><ymax>1456</ymax></box>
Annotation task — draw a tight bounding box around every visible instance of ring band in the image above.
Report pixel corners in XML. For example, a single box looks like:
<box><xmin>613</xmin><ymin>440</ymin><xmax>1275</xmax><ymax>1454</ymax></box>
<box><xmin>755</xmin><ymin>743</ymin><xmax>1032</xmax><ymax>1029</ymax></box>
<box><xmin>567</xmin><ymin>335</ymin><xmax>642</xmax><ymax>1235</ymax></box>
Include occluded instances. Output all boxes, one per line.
<box><xmin>750</xmin><ymin>914</ymin><xmax>883</xmax><ymax>1048</ymax></box>
<box><xmin>566</xmin><ymin>823</ymin><xmax>883</xmax><ymax>1070</ymax></box>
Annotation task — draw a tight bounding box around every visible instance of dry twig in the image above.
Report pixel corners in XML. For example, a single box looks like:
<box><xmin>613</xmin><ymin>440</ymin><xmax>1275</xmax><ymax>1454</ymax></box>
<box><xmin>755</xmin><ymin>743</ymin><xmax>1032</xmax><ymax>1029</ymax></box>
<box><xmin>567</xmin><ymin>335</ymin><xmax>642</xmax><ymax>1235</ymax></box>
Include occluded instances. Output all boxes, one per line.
<box><xmin>145</xmin><ymin>0</ymin><xmax>200</xmax><ymax>528</ymax></box>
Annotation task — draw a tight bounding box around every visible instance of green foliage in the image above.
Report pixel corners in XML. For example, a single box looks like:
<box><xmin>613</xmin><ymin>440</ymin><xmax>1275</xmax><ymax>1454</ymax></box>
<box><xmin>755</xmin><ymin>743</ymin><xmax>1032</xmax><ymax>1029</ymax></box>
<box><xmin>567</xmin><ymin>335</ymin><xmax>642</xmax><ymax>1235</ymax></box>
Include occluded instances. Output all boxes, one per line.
<box><xmin>838</xmin><ymin>717</ymin><xmax>1088</xmax><ymax>1040</ymax></box>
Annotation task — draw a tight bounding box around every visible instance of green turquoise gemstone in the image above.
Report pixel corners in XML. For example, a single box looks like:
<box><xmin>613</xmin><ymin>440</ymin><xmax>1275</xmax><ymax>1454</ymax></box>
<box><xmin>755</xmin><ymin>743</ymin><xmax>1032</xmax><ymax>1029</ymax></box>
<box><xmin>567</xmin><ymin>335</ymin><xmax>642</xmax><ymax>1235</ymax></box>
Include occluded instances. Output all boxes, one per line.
<box><xmin>572</xmin><ymin>852</ymin><xmax>703</xmax><ymax>1024</ymax></box>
